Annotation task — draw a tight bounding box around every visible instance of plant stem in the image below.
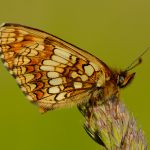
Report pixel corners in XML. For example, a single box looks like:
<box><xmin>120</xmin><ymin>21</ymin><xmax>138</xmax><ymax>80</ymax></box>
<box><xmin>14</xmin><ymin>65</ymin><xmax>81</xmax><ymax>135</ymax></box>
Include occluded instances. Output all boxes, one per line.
<box><xmin>78</xmin><ymin>99</ymin><xmax>147</xmax><ymax>150</ymax></box>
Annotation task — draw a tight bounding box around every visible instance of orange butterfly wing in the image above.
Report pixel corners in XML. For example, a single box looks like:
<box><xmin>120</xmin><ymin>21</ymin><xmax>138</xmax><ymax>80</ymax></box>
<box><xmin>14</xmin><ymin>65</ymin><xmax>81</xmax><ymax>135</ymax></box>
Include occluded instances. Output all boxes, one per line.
<box><xmin>0</xmin><ymin>23</ymin><xmax>108</xmax><ymax>112</ymax></box>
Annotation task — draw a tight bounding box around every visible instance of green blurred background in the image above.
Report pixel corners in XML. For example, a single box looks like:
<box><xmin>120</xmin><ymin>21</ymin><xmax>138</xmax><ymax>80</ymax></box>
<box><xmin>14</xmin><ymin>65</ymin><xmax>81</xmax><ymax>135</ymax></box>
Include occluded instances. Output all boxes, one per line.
<box><xmin>0</xmin><ymin>0</ymin><xmax>150</xmax><ymax>149</ymax></box>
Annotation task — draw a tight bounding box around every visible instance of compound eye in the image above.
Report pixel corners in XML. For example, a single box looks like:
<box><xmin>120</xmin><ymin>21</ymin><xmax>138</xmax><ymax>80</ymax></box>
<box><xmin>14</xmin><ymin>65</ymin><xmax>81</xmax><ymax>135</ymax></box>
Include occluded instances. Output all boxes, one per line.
<box><xmin>118</xmin><ymin>72</ymin><xmax>135</xmax><ymax>88</ymax></box>
<box><xmin>119</xmin><ymin>76</ymin><xmax>125</xmax><ymax>84</ymax></box>
<box><xmin>117</xmin><ymin>75</ymin><xmax>125</xmax><ymax>87</ymax></box>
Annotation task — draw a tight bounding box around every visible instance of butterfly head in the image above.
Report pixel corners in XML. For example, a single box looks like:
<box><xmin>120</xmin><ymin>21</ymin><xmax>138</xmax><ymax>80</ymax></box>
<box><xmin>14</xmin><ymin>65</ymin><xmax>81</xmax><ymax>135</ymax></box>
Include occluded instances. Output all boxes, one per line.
<box><xmin>117</xmin><ymin>48</ymin><xmax>149</xmax><ymax>88</ymax></box>
<box><xmin>117</xmin><ymin>46</ymin><xmax>150</xmax><ymax>88</ymax></box>
<box><xmin>117</xmin><ymin>71</ymin><xmax>135</xmax><ymax>88</ymax></box>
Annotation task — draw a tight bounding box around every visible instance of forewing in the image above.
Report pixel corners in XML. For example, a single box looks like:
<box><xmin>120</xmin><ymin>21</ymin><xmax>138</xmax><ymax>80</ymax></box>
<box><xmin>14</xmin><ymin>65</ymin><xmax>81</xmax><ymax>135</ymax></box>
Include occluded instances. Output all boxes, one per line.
<box><xmin>0</xmin><ymin>23</ymin><xmax>105</xmax><ymax>111</ymax></box>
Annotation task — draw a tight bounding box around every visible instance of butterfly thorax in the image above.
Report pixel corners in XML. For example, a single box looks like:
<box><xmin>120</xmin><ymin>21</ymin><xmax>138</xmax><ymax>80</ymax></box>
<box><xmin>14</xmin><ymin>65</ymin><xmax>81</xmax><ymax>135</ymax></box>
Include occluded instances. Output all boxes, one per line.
<box><xmin>91</xmin><ymin>64</ymin><xmax>119</xmax><ymax>104</ymax></box>
<box><xmin>94</xmin><ymin>69</ymin><xmax>135</xmax><ymax>104</ymax></box>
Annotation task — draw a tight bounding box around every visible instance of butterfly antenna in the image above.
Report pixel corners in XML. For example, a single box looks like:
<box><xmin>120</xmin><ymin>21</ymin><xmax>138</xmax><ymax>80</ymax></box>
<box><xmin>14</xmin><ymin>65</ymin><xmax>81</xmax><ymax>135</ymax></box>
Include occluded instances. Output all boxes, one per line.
<box><xmin>125</xmin><ymin>47</ymin><xmax>150</xmax><ymax>72</ymax></box>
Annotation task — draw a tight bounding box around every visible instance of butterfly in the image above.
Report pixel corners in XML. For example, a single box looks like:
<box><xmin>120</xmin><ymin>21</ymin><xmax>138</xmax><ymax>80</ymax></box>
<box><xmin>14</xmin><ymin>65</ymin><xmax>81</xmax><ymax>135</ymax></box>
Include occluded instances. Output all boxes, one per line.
<box><xmin>0</xmin><ymin>23</ymin><xmax>138</xmax><ymax>113</ymax></box>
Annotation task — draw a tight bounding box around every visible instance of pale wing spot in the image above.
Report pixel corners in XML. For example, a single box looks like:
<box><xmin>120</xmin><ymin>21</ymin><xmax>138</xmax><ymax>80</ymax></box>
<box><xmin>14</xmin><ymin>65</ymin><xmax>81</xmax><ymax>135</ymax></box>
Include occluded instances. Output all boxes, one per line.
<box><xmin>22</xmin><ymin>57</ymin><xmax>31</xmax><ymax>65</ymax></box>
<box><xmin>1</xmin><ymin>45</ymin><xmax>10</xmax><ymax>52</ymax></box>
<box><xmin>2</xmin><ymin>32</ymin><xmax>16</xmax><ymax>37</ymax></box>
<box><xmin>24</xmin><ymin>74</ymin><xmax>35</xmax><ymax>83</ymax></box>
<box><xmin>9</xmin><ymin>33</ymin><xmax>16</xmax><ymax>37</ymax></box>
<box><xmin>4</xmin><ymin>51</ymin><xmax>14</xmax><ymax>58</ymax></box>
<box><xmin>49</xmin><ymin>77</ymin><xmax>66</xmax><ymax>85</ymax></box>
<box><xmin>21</xmin><ymin>66</ymin><xmax>27</xmax><ymax>75</ymax></box>
<box><xmin>9</xmin><ymin>70</ymin><xmax>13</xmax><ymax>75</ymax></box>
<box><xmin>19</xmin><ymin>47</ymin><xmax>30</xmax><ymax>55</ymax></box>
<box><xmin>32</xmin><ymin>37</ymin><xmax>44</xmax><ymax>43</ymax></box>
<box><xmin>16</xmin><ymin>37</ymin><xmax>24</xmax><ymax>42</ymax></box>
<box><xmin>81</xmin><ymin>74</ymin><xmax>88</xmax><ymax>81</ymax></box>
<box><xmin>97</xmin><ymin>72</ymin><xmax>105</xmax><ymax>87</ymax></box>
<box><xmin>52</xmin><ymin>55</ymin><xmax>68</xmax><ymax>64</ymax></box>
<box><xmin>26</xmin><ymin>95</ymin><xmax>34</xmax><ymax>101</ymax></box>
<box><xmin>74</xmin><ymin>82</ymin><xmax>83</xmax><ymax>89</ymax></box>
<box><xmin>3</xmin><ymin>28</ymin><xmax>15</xmax><ymax>32</ymax></box>
<box><xmin>16</xmin><ymin>56</ymin><xmax>24</xmax><ymax>65</ymax></box>
<box><xmin>29</xmin><ymin>43</ymin><xmax>39</xmax><ymax>49</ymax></box>
<box><xmin>56</xmin><ymin>92</ymin><xmax>67</xmax><ymax>101</ymax></box>
<box><xmin>28</xmin><ymin>50</ymin><xmax>38</xmax><ymax>56</ymax></box>
<box><xmin>2</xmin><ymin>32</ymin><xmax>9</xmax><ymax>37</ymax></box>
<box><xmin>40</xmin><ymin>66</ymin><xmax>55</xmax><ymax>71</ymax></box>
<box><xmin>27</xmin><ymin>83</ymin><xmax>36</xmax><ymax>91</ymax></box>
<box><xmin>8</xmin><ymin>37</ymin><xmax>16</xmax><ymax>43</ymax></box>
<box><xmin>16</xmin><ymin>74</ymin><xmax>34</xmax><ymax>85</ymax></box>
<box><xmin>2</xmin><ymin>37</ymin><xmax>15</xmax><ymax>44</ymax></box>
<box><xmin>13</xmin><ymin>68</ymin><xmax>18</xmax><ymax>75</ymax></box>
<box><xmin>14</xmin><ymin>56</ymin><xmax>30</xmax><ymax>66</ymax></box>
<box><xmin>21</xmin><ymin>86</ymin><xmax>26</xmax><ymax>92</ymax></box>
<box><xmin>18</xmin><ymin>29</ymin><xmax>29</xmax><ymax>35</ymax></box>
<box><xmin>71</xmin><ymin>72</ymin><xmax>88</xmax><ymax>81</ymax></box>
<box><xmin>0</xmin><ymin>25</ymin><xmax>5</xmax><ymax>30</ymax></box>
<box><xmin>19</xmin><ymin>48</ymin><xmax>38</xmax><ymax>57</ymax></box>
<box><xmin>84</xmin><ymin>65</ymin><xmax>94</xmax><ymax>76</ymax></box>
<box><xmin>49</xmin><ymin>77</ymin><xmax>63</xmax><ymax>85</ymax></box>
<box><xmin>43</xmin><ymin>60</ymin><xmax>60</xmax><ymax>66</ymax></box>
<box><xmin>70</xmin><ymin>55</ymin><xmax>77</xmax><ymax>64</ymax></box>
<box><xmin>59</xmin><ymin>85</ymin><xmax>64</xmax><ymax>90</ymax></box>
<box><xmin>54</xmin><ymin>48</ymin><xmax>71</xmax><ymax>59</ymax></box>
<box><xmin>47</xmin><ymin>72</ymin><xmax>60</xmax><ymax>78</ymax></box>
<box><xmin>97</xmin><ymin>77</ymin><xmax>105</xmax><ymax>87</ymax></box>
<box><xmin>49</xmin><ymin>86</ymin><xmax>60</xmax><ymax>94</ymax></box>
<box><xmin>4</xmin><ymin>62</ymin><xmax>8</xmax><ymax>67</ymax></box>
<box><xmin>21</xmin><ymin>85</ymin><xmax>33</xmax><ymax>93</ymax></box>
<box><xmin>13</xmin><ymin>66</ymin><xmax>26</xmax><ymax>75</ymax></box>
<box><xmin>0</xmin><ymin>54</ymin><xmax>4</xmax><ymax>58</ymax></box>
<box><xmin>36</xmin><ymin>44</ymin><xmax>44</xmax><ymax>51</ymax></box>
<box><xmin>67</xmin><ymin>62</ymin><xmax>73</xmax><ymax>66</ymax></box>
<box><xmin>14</xmin><ymin>57</ymin><xmax>19</xmax><ymax>65</ymax></box>
<box><xmin>16</xmin><ymin>77</ymin><xmax>21</xmax><ymax>84</ymax></box>
<box><xmin>71</xmin><ymin>72</ymin><xmax>78</xmax><ymax>78</ymax></box>
<box><xmin>9</xmin><ymin>51</ymin><xmax>15</xmax><ymax>56</ymax></box>
<box><xmin>90</xmin><ymin>62</ymin><xmax>99</xmax><ymax>71</ymax></box>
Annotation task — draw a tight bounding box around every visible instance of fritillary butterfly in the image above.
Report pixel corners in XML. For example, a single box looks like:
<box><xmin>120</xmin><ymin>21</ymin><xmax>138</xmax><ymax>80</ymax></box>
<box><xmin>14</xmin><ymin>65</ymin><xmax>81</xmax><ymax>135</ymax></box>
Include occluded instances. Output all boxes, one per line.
<box><xmin>0</xmin><ymin>23</ymin><xmax>135</xmax><ymax>113</ymax></box>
